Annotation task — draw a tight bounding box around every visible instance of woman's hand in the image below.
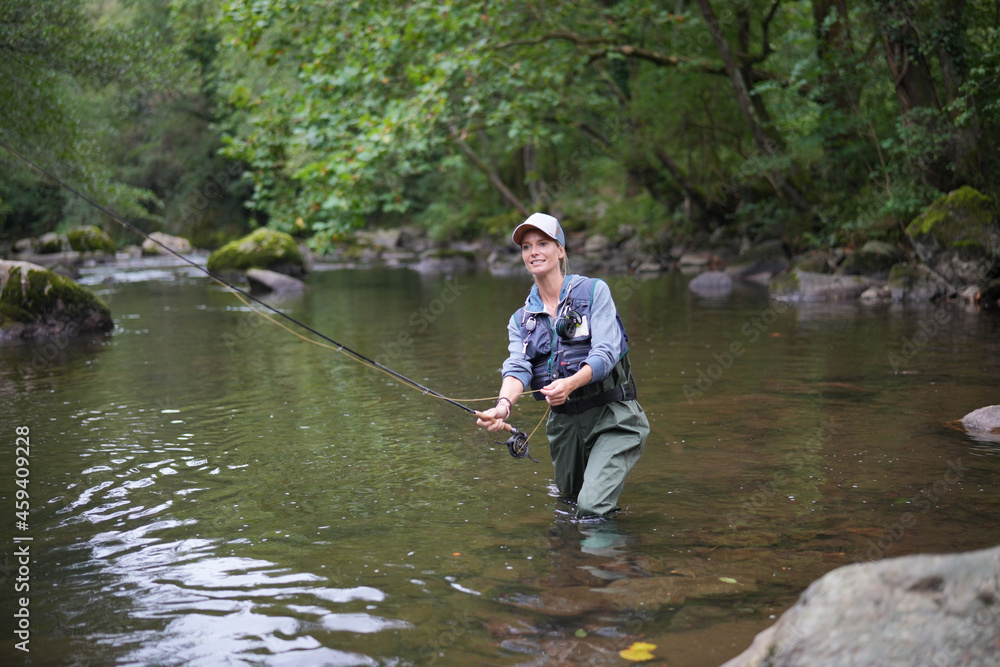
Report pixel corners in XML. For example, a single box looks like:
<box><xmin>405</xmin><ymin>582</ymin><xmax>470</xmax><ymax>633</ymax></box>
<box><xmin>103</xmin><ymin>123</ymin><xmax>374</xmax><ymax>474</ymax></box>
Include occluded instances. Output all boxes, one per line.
<box><xmin>540</xmin><ymin>365</ymin><xmax>593</xmax><ymax>406</ymax></box>
<box><xmin>539</xmin><ymin>378</ymin><xmax>576</xmax><ymax>406</ymax></box>
<box><xmin>476</xmin><ymin>405</ymin><xmax>510</xmax><ymax>432</ymax></box>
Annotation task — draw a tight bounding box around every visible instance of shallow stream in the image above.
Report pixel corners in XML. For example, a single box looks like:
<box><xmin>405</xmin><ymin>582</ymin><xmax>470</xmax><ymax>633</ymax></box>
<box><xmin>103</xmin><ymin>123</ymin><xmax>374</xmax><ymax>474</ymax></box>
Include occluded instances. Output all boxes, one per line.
<box><xmin>2</xmin><ymin>258</ymin><xmax>999</xmax><ymax>665</ymax></box>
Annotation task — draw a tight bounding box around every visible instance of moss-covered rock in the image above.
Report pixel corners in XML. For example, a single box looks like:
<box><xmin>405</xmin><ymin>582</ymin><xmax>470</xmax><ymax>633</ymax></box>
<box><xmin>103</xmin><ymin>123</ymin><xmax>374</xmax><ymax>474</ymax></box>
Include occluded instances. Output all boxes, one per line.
<box><xmin>206</xmin><ymin>228</ymin><xmax>306</xmax><ymax>277</ymax></box>
<box><xmin>905</xmin><ymin>186</ymin><xmax>999</xmax><ymax>285</ymax></box>
<box><xmin>0</xmin><ymin>261</ymin><xmax>113</xmax><ymax>341</ymax></box>
<box><xmin>837</xmin><ymin>241</ymin><xmax>903</xmax><ymax>278</ymax></box>
<box><xmin>36</xmin><ymin>232</ymin><xmax>68</xmax><ymax>254</ymax></box>
<box><xmin>67</xmin><ymin>225</ymin><xmax>116</xmax><ymax>254</ymax></box>
<box><xmin>906</xmin><ymin>186</ymin><xmax>996</xmax><ymax>241</ymax></box>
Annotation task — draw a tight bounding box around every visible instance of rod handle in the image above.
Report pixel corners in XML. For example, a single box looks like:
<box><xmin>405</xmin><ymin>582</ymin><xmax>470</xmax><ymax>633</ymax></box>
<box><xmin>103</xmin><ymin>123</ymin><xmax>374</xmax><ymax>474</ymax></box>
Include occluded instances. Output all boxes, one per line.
<box><xmin>474</xmin><ymin>411</ymin><xmax>514</xmax><ymax>434</ymax></box>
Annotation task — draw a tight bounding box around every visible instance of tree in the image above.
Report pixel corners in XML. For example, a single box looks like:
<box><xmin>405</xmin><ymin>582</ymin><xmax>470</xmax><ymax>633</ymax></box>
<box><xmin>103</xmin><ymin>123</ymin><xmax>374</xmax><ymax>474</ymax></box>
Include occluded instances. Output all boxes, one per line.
<box><xmin>161</xmin><ymin>0</ymin><xmax>1000</xmax><ymax>250</ymax></box>
<box><xmin>0</xmin><ymin>0</ymin><xmax>192</xmax><ymax>241</ymax></box>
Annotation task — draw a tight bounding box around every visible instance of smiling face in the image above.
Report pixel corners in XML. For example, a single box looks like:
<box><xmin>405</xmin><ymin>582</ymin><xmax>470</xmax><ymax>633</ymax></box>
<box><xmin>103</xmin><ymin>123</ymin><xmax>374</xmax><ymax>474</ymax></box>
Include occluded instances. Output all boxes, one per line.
<box><xmin>520</xmin><ymin>229</ymin><xmax>565</xmax><ymax>278</ymax></box>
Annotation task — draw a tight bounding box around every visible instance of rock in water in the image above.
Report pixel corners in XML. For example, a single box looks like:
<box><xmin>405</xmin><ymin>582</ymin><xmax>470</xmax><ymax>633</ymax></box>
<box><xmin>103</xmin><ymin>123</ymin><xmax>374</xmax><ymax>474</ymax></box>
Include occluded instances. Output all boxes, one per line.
<box><xmin>207</xmin><ymin>228</ymin><xmax>307</xmax><ymax>278</ymax></box>
<box><xmin>888</xmin><ymin>263</ymin><xmax>954</xmax><ymax>302</ymax></box>
<box><xmin>0</xmin><ymin>261</ymin><xmax>113</xmax><ymax>341</ymax></box>
<box><xmin>836</xmin><ymin>240</ymin><xmax>903</xmax><ymax>279</ymax></box>
<box><xmin>726</xmin><ymin>240</ymin><xmax>791</xmax><ymax>281</ymax></box>
<box><xmin>961</xmin><ymin>405</ymin><xmax>1000</xmax><ymax>434</ymax></box>
<box><xmin>723</xmin><ymin>544</ymin><xmax>1000</xmax><ymax>667</ymax></box>
<box><xmin>67</xmin><ymin>225</ymin><xmax>116</xmax><ymax>254</ymax></box>
<box><xmin>688</xmin><ymin>270</ymin><xmax>733</xmax><ymax>296</ymax></box>
<box><xmin>770</xmin><ymin>269</ymin><xmax>877</xmax><ymax>301</ymax></box>
<box><xmin>905</xmin><ymin>186</ymin><xmax>999</xmax><ymax>286</ymax></box>
<box><xmin>245</xmin><ymin>268</ymin><xmax>307</xmax><ymax>295</ymax></box>
<box><xmin>142</xmin><ymin>231</ymin><xmax>193</xmax><ymax>256</ymax></box>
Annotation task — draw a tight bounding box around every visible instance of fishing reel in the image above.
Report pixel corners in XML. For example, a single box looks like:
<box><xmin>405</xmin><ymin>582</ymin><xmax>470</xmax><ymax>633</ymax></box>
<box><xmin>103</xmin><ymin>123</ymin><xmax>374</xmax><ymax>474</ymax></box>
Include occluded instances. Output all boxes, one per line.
<box><xmin>497</xmin><ymin>428</ymin><xmax>538</xmax><ymax>463</ymax></box>
<box><xmin>555</xmin><ymin>309</ymin><xmax>583</xmax><ymax>339</ymax></box>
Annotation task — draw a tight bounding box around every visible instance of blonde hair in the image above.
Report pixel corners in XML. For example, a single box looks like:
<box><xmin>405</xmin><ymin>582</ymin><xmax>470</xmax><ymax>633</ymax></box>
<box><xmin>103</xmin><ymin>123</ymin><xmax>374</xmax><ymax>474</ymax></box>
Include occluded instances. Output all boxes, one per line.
<box><xmin>559</xmin><ymin>246</ymin><xmax>570</xmax><ymax>275</ymax></box>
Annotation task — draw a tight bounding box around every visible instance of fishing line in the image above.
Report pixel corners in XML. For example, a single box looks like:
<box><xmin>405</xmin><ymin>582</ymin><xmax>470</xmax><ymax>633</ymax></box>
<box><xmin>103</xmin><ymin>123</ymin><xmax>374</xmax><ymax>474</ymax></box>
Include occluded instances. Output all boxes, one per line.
<box><xmin>0</xmin><ymin>137</ymin><xmax>543</xmax><ymax>458</ymax></box>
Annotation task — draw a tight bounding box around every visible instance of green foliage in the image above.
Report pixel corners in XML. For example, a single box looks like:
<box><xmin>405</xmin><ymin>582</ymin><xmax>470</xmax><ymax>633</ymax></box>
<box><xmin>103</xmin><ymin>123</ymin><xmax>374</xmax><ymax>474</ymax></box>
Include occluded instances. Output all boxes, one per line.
<box><xmin>4</xmin><ymin>0</ymin><xmax>1000</xmax><ymax>252</ymax></box>
<box><xmin>0</xmin><ymin>0</ymin><xmax>196</xmax><ymax>242</ymax></box>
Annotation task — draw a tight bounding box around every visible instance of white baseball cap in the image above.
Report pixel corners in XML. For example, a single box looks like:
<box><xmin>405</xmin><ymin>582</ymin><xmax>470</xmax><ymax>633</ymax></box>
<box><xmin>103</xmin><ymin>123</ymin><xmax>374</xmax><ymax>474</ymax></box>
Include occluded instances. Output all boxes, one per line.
<box><xmin>512</xmin><ymin>212</ymin><xmax>565</xmax><ymax>247</ymax></box>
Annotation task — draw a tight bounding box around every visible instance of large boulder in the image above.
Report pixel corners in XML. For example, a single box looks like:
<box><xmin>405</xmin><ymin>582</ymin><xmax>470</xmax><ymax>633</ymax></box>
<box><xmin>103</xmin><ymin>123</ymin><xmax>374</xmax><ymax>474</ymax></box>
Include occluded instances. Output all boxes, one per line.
<box><xmin>355</xmin><ymin>228</ymin><xmax>402</xmax><ymax>250</ymax></box>
<box><xmin>836</xmin><ymin>240</ymin><xmax>903</xmax><ymax>279</ymax></box>
<box><xmin>724</xmin><ymin>544</ymin><xmax>1000</xmax><ymax>667</ymax></box>
<box><xmin>905</xmin><ymin>186</ymin><xmax>999</xmax><ymax>286</ymax></box>
<box><xmin>888</xmin><ymin>263</ymin><xmax>954</xmax><ymax>302</ymax></box>
<box><xmin>791</xmin><ymin>250</ymin><xmax>838</xmax><ymax>274</ymax></box>
<box><xmin>688</xmin><ymin>270</ymin><xmax>733</xmax><ymax>297</ymax></box>
<box><xmin>35</xmin><ymin>232</ymin><xmax>68</xmax><ymax>254</ymax></box>
<box><xmin>770</xmin><ymin>269</ymin><xmax>877</xmax><ymax>301</ymax></box>
<box><xmin>66</xmin><ymin>225</ymin><xmax>116</xmax><ymax>254</ymax></box>
<box><xmin>0</xmin><ymin>260</ymin><xmax>113</xmax><ymax>341</ymax></box>
<box><xmin>206</xmin><ymin>228</ymin><xmax>306</xmax><ymax>278</ymax></box>
<box><xmin>412</xmin><ymin>248</ymin><xmax>478</xmax><ymax>274</ymax></box>
<box><xmin>726</xmin><ymin>240</ymin><xmax>791</xmax><ymax>281</ymax></box>
<box><xmin>141</xmin><ymin>231</ymin><xmax>193</xmax><ymax>256</ymax></box>
<box><xmin>961</xmin><ymin>405</ymin><xmax>1000</xmax><ymax>434</ymax></box>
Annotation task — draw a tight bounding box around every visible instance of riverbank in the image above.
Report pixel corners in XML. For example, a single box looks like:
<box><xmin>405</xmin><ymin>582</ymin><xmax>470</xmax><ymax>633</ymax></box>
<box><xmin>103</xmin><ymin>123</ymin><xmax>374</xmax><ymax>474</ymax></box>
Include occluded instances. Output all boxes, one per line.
<box><xmin>5</xmin><ymin>186</ymin><xmax>998</xmax><ymax>309</ymax></box>
<box><xmin>6</xmin><ymin>226</ymin><xmax>999</xmax><ymax>310</ymax></box>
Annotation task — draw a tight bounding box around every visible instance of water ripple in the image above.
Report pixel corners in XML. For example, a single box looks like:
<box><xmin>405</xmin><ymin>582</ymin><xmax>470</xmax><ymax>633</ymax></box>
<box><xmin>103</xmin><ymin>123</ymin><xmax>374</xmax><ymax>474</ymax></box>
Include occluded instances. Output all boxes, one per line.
<box><xmin>50</xmin><ymin>515</ymin><xmax>406</xmax><ymax>664</ymax></box>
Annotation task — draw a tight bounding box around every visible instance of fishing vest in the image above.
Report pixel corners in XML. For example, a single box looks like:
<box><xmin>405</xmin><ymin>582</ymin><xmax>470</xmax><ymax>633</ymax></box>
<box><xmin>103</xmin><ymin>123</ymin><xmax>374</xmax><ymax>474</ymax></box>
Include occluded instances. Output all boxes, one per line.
<box><xmin>514</xmin><ymin>277</ymin><xmax>633</xmax><ymax>404</ymax></box>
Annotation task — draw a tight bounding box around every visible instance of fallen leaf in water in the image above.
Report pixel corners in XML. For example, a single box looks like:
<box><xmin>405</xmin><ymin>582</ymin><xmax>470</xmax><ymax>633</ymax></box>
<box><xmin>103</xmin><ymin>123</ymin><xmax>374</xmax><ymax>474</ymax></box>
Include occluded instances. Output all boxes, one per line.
<box><xmin>619</xmin><ymin>641</ymin><xmax>657</xmax><ymax>661</ymax></box>
<box><xmin>719</xmin><ymin>577</ymin><xmax>738</xmax><ymax>584</ymax></box>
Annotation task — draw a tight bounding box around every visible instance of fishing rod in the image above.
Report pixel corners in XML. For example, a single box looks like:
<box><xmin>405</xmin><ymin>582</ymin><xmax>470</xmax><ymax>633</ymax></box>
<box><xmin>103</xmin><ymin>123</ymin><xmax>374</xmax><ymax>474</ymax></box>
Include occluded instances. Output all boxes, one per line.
<box><xmin>0</xmin><ymin>138</ymin><xmax>538</xmax><ymax>462</ymax></box>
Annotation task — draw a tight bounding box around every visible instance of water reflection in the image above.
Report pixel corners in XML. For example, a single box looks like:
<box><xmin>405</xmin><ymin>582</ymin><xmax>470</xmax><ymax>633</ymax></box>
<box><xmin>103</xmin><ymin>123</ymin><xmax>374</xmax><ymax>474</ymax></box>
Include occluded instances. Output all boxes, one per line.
<box><xmin>66</xmin><ymin>524</ymin><xmax>404</xmax><ymax>665</ymax></box>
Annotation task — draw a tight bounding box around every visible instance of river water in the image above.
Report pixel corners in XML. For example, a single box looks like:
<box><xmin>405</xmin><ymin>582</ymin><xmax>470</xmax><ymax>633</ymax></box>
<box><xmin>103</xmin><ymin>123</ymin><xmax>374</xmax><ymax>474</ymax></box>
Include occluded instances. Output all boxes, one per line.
<box><xmin>1</xmin><ymin>257</ymin><xmax>999</xmax><ymax>666</ymax></box>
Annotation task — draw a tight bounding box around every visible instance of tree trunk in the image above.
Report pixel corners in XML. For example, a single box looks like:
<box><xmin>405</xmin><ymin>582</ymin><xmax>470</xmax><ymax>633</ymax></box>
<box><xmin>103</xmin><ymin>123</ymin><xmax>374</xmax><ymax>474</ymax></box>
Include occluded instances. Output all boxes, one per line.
<box><xmin>931</xmin><ymin>0</ymin><xmax>982</xmax><ymax>185</ymax></box>
<box><xmin>736</xmin><ymin>7</ymin><xmax>773</xmax><ymax>128</ymax></box>
<box><xmin>812</xmin><ymin>0</ymin><xmax>856</xmax><ymax>114</ymax></box>
<box><xmin>696</xmin><ymin>0</ymin><xmax>780</xmax><ymax>156</ymax></box>
<box><xmin>447</xmin><ymin>125</ymin><xmax>530</xmax><ymax>217</ymax></box>
<box><xmin>653</xmin><ymin>148</ymin><xmax>732</xmax><ymax>228</ymax></box>
<box><xmin>878</xmin><ymin>2</ymin><xmax>942</xmax><ymax>113</ymax></box>
<box><xmin>523</xmin><ymin>143</ymin><xmax>541</xmax><ymax>207</ymax></box>
<box><xmin>875</xmin><ymin>0</ymin><xmax>956</xmax><ymax>191</ymax></box>
<box><xmin>697</xmin><ymin>0</ymin><xmax>813</xmax><ymax>212</ymax></box>
<box><xmin>934</xmin><ymin>0</ymin><xmax>967</xmax><ymax>106</ymax></box>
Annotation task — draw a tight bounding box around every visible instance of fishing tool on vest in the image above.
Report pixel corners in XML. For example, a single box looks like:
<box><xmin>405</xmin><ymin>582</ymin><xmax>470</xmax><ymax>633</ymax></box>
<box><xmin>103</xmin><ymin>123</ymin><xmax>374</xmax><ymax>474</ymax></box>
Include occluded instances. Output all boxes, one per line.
<box><xmin>555</xmin><ymin>309</ymin><xmax>582</xmax><ymax>339</ymax></box>
<box><xmin>1</xmin><ymin>138</ymin><xmax>542</xmax><ymax>463</ymax></box>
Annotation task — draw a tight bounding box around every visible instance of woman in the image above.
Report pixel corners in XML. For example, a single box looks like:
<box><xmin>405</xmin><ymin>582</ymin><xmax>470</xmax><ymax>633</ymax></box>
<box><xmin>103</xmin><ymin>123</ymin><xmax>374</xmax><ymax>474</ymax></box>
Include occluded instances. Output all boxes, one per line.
<box><xmin>477</xmin><ymin>212</ymin><xmax>649</xmax><ymax>518</ymax></box>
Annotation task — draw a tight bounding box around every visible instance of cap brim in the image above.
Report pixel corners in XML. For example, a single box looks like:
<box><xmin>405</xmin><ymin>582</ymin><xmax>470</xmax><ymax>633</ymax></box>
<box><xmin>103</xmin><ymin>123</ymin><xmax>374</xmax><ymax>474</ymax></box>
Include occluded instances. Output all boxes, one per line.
<box><xmin>512</xmin><ymin>223</ymin><xmax>560</xmax><ymax>246</ymax></box>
